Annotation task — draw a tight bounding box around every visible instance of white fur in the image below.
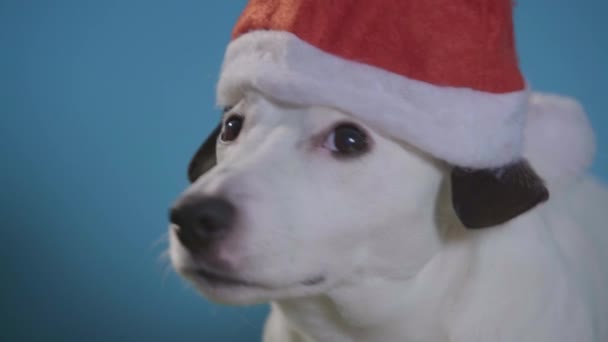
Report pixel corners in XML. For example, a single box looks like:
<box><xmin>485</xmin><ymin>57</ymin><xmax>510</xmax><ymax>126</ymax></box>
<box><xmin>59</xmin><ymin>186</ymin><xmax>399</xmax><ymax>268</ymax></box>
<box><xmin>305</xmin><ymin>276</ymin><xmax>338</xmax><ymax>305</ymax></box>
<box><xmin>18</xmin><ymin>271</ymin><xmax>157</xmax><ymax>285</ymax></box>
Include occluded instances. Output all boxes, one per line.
<box><xmin>217</xmin><ymin>30</ymin><xmax>529</xmax><ymax>169</ymax></box>
<box><xmin>170</xmin><ymin>91</ymin><xmax>608</xmax><ymax>342</ymax></box>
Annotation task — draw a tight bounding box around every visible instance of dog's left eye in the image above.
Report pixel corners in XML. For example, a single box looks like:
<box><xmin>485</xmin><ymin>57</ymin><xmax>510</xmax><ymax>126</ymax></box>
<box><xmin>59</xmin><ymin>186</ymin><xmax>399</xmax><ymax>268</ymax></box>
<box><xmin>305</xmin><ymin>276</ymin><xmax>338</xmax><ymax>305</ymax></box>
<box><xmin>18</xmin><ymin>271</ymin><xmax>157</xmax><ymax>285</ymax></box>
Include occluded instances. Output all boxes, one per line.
<box><xmin>324</xmin><ymin>123</ymin><xmax>369</xmax><ymax>157</ymax></box>
<box><xmin>221</xmin><ymin>115</ymin><xmax>244</xmax><ymax>142</ymax></box>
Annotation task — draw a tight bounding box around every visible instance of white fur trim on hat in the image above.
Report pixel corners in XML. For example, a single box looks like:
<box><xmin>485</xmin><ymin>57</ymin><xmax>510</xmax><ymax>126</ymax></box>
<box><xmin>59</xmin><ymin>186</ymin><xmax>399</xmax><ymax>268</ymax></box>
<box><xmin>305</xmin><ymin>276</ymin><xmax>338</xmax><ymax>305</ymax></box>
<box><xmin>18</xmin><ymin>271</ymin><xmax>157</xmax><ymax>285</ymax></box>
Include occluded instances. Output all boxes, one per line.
<box><xmin>217</xmin><ymin>31</ymin><xmax>529</xmax><ymax>168</ymax></box>
<box><xmin>523</xmin><ymin>93</ymin><xmax>596</xmax><ymax>189</ymax></box>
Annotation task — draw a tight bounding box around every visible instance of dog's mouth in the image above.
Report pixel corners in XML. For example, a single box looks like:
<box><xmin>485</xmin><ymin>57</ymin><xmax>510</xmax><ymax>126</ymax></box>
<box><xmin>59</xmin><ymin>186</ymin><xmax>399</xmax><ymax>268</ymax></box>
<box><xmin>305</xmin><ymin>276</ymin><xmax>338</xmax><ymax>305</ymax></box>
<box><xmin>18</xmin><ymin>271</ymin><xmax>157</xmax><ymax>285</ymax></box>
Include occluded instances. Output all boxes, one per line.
<box><xmin>182</xmin><ymin>267</ymin><xmax>326</xmax><ymax>289</ymax></box>
<box><xmin>186</xmin><ymin>268</ymin><xmax>267</xmax><ymax>288</ymax></box>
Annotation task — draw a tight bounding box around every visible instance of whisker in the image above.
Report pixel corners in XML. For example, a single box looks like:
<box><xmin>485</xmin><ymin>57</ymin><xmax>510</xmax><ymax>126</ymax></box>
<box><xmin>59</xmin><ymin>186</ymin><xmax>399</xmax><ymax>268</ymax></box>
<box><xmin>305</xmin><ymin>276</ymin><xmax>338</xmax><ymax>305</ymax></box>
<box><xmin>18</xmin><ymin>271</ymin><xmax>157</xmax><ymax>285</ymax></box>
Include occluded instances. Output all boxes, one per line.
<box><xmin>151</xmin><ymin>231</ymin><xmax>169</xmax><ymax>250</ymax></box>
<box><xmin>161</xmin><ymin>260</ymin><xmax>175</xmax><ymax>286</ymax></box>
<box><xmin>237</xmin><ymin>309</ymin><xmax>266</xmax><ymax>331</ymax></box>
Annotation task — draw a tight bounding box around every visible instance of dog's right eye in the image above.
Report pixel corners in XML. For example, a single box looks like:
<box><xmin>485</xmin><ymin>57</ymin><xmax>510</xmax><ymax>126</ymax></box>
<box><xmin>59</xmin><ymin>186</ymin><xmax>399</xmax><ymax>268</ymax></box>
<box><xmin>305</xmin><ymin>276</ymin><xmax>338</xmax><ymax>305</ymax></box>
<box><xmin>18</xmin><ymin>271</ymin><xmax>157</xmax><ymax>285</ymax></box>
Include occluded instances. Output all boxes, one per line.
<box><xmin>220</xmin><ymin>115</ymin><xmax>244</xmax><ymax>142</ymax></box>
<box><xmin>323</xmin><ymin>123</ymin><xmax>370</xmax><ymax>157</ymax></box>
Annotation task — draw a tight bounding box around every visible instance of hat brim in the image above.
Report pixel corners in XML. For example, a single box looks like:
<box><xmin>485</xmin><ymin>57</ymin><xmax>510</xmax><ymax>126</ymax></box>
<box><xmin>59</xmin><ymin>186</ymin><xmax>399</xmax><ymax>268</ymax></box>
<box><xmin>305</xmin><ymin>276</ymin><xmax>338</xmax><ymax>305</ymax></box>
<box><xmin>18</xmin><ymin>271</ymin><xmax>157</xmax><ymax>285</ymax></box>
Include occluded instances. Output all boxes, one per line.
<box><xmin>217</xmin><ymin>30</ymin><xmax>528</xmax><ymax>168</ymax></box>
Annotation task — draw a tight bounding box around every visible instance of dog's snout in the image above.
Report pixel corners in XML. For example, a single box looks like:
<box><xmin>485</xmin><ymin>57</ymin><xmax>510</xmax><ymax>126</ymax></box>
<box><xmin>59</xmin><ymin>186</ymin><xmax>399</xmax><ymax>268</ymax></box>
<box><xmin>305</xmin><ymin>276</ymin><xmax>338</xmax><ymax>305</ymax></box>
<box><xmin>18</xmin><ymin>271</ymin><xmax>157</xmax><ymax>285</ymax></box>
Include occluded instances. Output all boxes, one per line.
<box><xmin>170</xmin><ymin>196</ymin><xmax>237</xmax><ymax>252</ymax></box>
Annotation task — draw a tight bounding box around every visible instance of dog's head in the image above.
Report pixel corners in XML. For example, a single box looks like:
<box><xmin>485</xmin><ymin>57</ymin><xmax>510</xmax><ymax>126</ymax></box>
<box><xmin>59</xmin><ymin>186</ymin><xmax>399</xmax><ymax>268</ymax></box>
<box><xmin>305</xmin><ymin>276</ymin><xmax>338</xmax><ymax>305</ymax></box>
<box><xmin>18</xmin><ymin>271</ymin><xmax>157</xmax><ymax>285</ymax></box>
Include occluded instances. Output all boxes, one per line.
<box><xmin>169</xmin><ymin>92</ymin><xmax>548</xmax><ymax>304</ymax></box>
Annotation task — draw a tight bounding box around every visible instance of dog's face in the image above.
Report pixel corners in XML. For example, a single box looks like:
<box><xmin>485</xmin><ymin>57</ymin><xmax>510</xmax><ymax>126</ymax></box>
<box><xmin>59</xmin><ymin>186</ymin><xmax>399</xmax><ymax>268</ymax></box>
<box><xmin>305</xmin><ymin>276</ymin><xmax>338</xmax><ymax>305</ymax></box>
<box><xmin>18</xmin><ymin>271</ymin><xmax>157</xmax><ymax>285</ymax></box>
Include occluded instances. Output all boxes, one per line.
<box><xmin>169</xmin><ymin>92</ymin><xmax>448</xmax><ymax>304</ymax></box>
<box><xmin>169</xmin><ymin>91</ymin><xmax>549</xmax><ymax>305</ymax></box>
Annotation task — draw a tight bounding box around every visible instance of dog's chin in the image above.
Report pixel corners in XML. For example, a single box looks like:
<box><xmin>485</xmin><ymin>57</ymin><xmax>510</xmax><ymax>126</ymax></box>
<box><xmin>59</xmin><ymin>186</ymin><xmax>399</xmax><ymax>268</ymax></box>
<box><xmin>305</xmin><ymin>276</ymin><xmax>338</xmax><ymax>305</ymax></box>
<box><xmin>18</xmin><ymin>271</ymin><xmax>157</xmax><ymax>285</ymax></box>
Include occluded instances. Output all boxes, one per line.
<box><xmin>179</xmin><ymin>268</ymin><xmax>329</xmax><ymax>305</ymax></box>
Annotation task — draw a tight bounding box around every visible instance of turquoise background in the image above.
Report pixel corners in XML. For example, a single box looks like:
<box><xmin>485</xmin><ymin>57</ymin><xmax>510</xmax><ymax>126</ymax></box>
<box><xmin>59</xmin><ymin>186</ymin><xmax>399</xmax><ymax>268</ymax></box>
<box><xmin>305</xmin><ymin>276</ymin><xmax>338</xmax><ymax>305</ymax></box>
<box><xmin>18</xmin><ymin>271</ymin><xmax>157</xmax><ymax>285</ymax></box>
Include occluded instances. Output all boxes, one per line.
<box><xmin>0</xmin><ymin>1</ymin><xmax>605</xmax><ymax>341</ymax></box>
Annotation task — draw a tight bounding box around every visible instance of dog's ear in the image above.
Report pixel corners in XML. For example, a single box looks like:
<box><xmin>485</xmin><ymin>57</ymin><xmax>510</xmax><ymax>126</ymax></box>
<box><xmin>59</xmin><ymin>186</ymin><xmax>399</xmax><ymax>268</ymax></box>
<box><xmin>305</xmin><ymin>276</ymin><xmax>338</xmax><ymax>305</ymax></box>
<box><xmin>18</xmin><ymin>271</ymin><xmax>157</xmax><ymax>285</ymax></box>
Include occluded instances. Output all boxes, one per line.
<box><xmin>188</xmin><ymin>124</ymin><xmax>221</xmax><ymax>183</ymax></box>
<box><xmin>451</xmin><ymin>159</ymin><xmax>549</xmax><ymax>229</ymax></box>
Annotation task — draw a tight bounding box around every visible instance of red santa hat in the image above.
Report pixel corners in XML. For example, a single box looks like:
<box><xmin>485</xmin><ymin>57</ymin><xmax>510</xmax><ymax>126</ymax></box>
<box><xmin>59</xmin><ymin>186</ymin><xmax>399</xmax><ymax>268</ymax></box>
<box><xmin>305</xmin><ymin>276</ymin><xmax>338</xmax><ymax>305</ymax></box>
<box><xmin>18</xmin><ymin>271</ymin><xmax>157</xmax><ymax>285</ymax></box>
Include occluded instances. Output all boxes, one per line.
<box><xmin>216</xmin><ymin>0</ymin><xmax>530</xmax><ymax>168</ymax></box>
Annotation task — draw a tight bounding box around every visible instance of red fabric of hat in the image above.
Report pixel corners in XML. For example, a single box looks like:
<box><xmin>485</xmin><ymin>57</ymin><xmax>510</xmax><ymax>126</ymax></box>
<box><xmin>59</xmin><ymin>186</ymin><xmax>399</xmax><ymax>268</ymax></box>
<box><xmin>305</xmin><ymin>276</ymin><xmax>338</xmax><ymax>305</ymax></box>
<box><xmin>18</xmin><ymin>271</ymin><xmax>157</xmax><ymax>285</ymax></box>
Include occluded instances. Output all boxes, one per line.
<box><xmin>233</xmin><ymin>0</ymin><xmax>524</xmax><ymax>94</ymax></box>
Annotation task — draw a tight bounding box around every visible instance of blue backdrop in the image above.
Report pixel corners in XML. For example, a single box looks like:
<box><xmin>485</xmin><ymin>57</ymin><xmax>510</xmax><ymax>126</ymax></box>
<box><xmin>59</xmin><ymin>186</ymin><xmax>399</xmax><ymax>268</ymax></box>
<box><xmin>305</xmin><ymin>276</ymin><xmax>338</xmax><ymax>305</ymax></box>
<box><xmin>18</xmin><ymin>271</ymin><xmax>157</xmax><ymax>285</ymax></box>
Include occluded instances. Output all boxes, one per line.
<box><xmin>1</xmin><ymin>1</ymin><xmax>606</xmax><ymax>341</ymax></box>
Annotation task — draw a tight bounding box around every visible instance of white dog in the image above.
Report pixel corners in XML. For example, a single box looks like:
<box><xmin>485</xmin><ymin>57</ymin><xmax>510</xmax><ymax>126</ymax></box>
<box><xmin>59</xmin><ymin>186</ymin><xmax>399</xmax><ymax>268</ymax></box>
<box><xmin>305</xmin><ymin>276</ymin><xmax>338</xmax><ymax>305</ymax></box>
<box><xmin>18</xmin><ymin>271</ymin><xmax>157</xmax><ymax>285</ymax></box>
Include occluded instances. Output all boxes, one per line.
<box><xmin>169</xmin><ymin>90</ymin><xmax>608</xmax><ymax>342</ymax></box>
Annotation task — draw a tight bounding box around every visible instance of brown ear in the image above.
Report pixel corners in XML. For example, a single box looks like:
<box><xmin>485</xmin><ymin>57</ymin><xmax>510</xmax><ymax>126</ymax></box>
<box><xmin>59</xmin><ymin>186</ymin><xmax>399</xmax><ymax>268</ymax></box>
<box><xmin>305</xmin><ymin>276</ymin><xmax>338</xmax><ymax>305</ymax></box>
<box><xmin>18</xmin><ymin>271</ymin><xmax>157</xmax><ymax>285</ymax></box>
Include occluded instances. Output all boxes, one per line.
<box><xmin>451</xmin><ymin>159</ymin><xmax>549</xmax><ymax>229</ymax></box>
<box><xmin>187</xmin><ymin>124</ymin><xmax>221</xmax><ymax>183</ymax></box>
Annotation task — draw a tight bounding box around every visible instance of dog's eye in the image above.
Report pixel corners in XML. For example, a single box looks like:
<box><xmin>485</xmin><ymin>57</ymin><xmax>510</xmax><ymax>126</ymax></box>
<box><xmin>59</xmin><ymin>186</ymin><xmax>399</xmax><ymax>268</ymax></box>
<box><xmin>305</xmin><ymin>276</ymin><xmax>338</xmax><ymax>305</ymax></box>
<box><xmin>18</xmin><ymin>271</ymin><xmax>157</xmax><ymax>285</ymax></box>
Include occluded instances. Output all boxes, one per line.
<box><xmin>221</xmin><ymin>115</ymin><xmax>243</xmax><ymax>142</ymax></box>
<box><xmin>324</xmin><ymin>123</ymin><xmax>369</xmax><ymax>157</ymax></box>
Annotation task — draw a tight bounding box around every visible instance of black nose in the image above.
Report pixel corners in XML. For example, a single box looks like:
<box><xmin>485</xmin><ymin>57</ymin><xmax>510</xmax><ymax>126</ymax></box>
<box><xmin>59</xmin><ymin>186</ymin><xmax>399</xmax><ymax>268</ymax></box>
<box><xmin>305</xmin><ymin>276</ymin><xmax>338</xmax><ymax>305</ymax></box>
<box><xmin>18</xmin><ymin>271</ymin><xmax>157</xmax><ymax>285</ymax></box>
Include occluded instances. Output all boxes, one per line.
<box><xmin>169</xmin><ymin>196</ymin><xmax>236</xmax><ymax>253</ymax></box>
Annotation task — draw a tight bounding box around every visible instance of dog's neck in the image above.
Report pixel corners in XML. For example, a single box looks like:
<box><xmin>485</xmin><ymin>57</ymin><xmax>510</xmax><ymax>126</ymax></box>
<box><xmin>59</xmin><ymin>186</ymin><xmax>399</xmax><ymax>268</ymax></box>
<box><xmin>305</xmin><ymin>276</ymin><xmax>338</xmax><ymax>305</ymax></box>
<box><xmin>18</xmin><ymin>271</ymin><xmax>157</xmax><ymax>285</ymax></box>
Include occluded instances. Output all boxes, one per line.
<box><xmin>268</xmin><ymin>187</ymin><xmax>471</xmax><ymax>342</ymax></box>
<box><xmin>269</xmin><ymin>252</ymin><xmax>468</xmax><ymax>342</ymax></box>
<box><xmin>271</xmin><ymin>275</ymin><xmax>446</xmax><ymax>341</ymax></box>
